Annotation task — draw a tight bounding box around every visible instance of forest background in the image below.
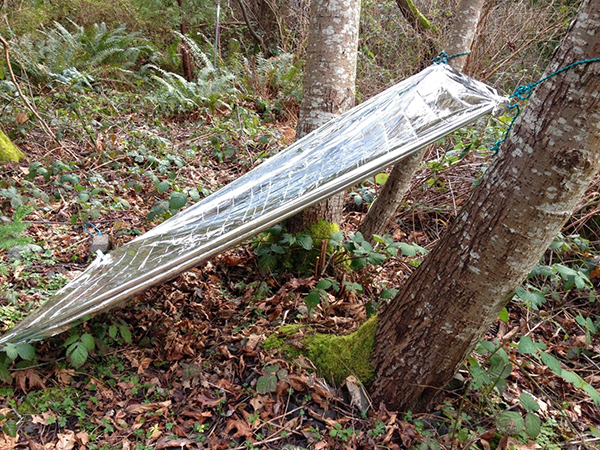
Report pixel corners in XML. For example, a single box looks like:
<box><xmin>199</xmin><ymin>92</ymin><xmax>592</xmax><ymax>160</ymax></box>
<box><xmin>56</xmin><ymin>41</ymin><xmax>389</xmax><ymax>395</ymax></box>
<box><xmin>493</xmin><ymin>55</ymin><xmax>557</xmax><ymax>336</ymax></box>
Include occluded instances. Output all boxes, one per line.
<box><xmin>0</xmin><ymin>0</ymin><xmax>599</xmax><ymax>449</ymax></box>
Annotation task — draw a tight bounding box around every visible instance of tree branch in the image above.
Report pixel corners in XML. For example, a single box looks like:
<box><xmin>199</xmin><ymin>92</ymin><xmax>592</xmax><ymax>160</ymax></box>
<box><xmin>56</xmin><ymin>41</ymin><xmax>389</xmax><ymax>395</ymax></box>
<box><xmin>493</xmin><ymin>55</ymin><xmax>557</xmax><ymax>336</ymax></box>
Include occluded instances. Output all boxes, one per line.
<box><xmin>235</xmin><ymin>0</ymin><xmax>265</xmax><ymax>53</ymax></box>
<box><xmin>395</xmin><ymin>0</ymin><xmax>437</xmax><ymax>34</ymax></box>
<box><xmin>0</xmin><ymin>34</ymin><xmax>57</xmax><ymax>143</ymax></box>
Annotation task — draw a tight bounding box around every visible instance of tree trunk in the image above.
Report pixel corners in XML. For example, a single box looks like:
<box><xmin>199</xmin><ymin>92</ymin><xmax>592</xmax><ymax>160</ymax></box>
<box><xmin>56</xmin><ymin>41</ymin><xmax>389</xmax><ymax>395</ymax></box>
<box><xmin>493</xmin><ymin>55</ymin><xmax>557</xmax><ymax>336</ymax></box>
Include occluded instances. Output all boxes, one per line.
<box><xmin>177</xmin><ymin>0</ymin><xmax>194</xmax><ymax>81</ymax></box>
<box><xmin>370</xmin><ymin>0</ymin><xmax>600</xmax><ymax>413</ymax></box>
<box><xmin>359</xmin><ymin>0</ymin><xmax>485</xmax><ymax>240</ymax></box>
<box><xmin>0</xmin><ymin>129</ymin><xmax>24</xmax><ymax>163</ymax></box>
<box><xmin>395</xmin><ymin>0</ymin><xmax>436</xmax><ymax>34</ymax></box>
<box><xmin>287</xmin><ymin>0</ymin><xmax>361</xmax><ymax>233</ymax></box>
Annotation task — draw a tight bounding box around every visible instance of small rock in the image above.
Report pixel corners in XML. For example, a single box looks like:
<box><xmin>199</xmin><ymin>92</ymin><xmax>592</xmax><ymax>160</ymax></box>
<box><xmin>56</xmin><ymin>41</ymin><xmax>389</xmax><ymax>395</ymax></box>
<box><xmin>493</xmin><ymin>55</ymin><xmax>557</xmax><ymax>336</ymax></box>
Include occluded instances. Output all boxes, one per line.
<box><xmin>7</xmin><ymin>244</ymin><xmax>44</xmax><ymax>262</ymax></box>
<box><xmin>89</xmin><ymin>234</ymin><xmax>111</xmax><ymax>255</ymax></box>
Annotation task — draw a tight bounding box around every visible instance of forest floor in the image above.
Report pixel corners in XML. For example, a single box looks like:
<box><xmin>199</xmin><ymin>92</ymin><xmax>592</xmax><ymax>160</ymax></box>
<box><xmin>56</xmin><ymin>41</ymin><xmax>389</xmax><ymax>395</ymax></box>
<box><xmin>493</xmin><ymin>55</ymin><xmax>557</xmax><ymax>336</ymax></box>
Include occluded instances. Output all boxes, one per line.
<box><xmin>0</xmin><ymin>96</ymin><xmax>599</xmax><ymax>450</ymax></box>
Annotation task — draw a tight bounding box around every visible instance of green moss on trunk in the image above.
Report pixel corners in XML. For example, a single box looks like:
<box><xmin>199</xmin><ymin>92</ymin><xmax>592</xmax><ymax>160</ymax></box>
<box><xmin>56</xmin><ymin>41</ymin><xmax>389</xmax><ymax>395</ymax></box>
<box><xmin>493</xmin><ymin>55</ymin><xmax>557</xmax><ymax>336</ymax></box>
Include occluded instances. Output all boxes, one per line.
<box><xmin>0</xmin><ymin>130</ymin><xmax>24</xmax><ymax>163</ymax></box>
<box><xmin>396</xmin><ymin>0</ymin><xmax>437</xmax><ymax>33</ymax></box>
<box><xmin>263</xmin><ymin>317</ymin><xmax>378</xmax><ymax>386</ymax></box>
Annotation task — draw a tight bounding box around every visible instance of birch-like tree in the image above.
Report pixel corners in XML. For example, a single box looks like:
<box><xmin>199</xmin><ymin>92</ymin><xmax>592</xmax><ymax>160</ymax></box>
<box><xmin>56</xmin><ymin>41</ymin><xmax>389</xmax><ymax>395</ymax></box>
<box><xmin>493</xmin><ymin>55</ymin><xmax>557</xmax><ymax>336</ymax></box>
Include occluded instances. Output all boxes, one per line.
<box><xmin>287</xmin><ymin>0</ymin><xmax>360</xmax><ymax>232</ymax></box>
<box><xmin>369</xmin><ymin>0</ymin><xmax>600</xmax><ymax>412</ymax></box>
<box><xmin>359</xmin><ymin>0</ymin><xmax>487</xmax><ymax>240</ymax></box>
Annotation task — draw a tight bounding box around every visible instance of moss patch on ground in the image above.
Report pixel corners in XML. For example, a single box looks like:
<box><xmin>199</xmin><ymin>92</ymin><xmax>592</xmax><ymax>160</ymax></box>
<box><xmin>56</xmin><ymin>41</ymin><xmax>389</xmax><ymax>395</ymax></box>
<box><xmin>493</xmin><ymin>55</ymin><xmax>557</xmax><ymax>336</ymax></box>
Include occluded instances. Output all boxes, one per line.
<box><xmin>263</xmin><ymin>317</ymin><xmax>378</xmax><ymax>386</ymax></box>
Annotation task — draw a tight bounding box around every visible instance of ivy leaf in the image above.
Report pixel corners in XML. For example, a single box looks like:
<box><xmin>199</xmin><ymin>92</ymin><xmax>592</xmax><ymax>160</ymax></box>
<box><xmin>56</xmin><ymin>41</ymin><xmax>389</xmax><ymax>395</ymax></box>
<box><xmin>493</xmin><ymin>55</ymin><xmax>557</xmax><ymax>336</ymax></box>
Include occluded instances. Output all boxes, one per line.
<box><xmin>157</xmin><ymin>180</ymin><xmax>171</xmax><ymax>193</ymax></box>
<box><xmin>380</xmin><ymin>288</ymin><xmax>398</xmax><ymax>300</ymax></box>
<box><xmin>169</xmin><ymin>192</ymin><xmax>187</xmax><ymax>211</ymax></box>
<box><xmin>399</xmin><ymin>242</ymin><xmax>417</xmax><ymax>257</ymax></box>
<box><xmin>256</xmin><ymin>373</ymin><xmax>277</xmax><ymax>394</ymax></box>
<box><xmin>188</xmin><ymin>188</ymin><xmax>200</xmax><ymax>202</ymax></box>
<box><xmin>514</xmin><ymin>286</ymin><xmax>546</xmax><ymax>309</ymax></box>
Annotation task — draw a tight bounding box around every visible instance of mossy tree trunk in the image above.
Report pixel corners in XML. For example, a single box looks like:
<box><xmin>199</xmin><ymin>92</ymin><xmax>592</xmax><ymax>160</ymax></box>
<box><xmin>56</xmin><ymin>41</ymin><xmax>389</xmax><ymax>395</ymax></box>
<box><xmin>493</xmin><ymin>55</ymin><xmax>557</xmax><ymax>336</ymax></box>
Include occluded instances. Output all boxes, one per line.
<box><xmin>370</xmin><ymin>0</ymin><xmax>600</xmax><ymax>412</ymax></box>
<box><xmin>394</xmin><ymin>0</ymin><xmax>436</xmax><ymax>34</ymax></box>
<box><xmin>359</xmin><ymin>0</ymin><xmax>485</xmax><ymax>240</ymax></box>
<box><xmin>287</xmin><ymin>0</ymin><xmax>361</xmax><ymax>233</ymax></box>
<box><xmin>0</xmin><ymin>129</ymin><xmax>24</xmax><ymax>163</ymax></box>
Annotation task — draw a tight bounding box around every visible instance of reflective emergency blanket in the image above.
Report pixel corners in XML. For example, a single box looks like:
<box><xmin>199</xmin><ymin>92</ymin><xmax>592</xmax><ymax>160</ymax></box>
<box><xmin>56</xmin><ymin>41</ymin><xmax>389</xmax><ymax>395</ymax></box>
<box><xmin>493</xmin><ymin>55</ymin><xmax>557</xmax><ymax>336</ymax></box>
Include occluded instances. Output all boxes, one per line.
<box><xmin>0</xmin><ymin>64</ymin><xmax>506</xmax><ymax>347</ymax></box>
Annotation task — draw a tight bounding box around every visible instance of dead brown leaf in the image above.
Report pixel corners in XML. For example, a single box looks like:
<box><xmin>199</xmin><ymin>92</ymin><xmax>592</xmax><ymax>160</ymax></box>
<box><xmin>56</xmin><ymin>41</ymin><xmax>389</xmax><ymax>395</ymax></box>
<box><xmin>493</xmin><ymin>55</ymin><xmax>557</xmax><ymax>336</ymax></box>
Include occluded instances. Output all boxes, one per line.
<box><xmin>224</xmin><ymin>415</ymin><xmax>254</xmax><ymax>440</ymax></box>
<box><xmin>32</xmin><ymin>412</ymin><xmax>56</xmax><ymax>425</ymax></box>
<box><xmin>55</xmin><ymin>430</ymin><xmax>76</xmax><ymax>450</ymax></box>
<box><xmin>55</xmin><ymin>367</ymin><xmax>76</xmax><ymax>386</ymax></box>
<box><xmin>125</xmin><ymin>400</ymin><xmax>171</xmax><ymax>415</ymax></box>
<box><xmin>155</xmin><ymin>437</ymin><xmax>194</xmax><ymax>449</ymax></box>
<box><xmin>13</xmin><ymin>368</ymin><xmax>46</xmax><ymax>393</ymax></box>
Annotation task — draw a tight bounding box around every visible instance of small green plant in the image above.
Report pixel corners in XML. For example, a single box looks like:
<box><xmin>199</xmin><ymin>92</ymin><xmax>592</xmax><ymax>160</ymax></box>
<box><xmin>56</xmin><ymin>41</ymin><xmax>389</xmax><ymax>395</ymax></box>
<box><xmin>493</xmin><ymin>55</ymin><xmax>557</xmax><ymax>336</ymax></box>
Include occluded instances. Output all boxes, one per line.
<box><xmin>254</xmin><ymin>224</ymin><xmax>314</xmax><ymax>274</ymax></box>
<box><xmin>0</xmin><ymin>204</ymin><xmax>34</xmax><ymax>250</ymax></box>
<box><xmin>329</xmin><ymin>422</ymin><xmax>358</xmax><ymax>442</ymax></box>
<box><xmin>256</xmin><ymin>363</ymin><xmax>289</xmax><ymax>394</ymax></box>
<box><xmin>64</xmin><ymin>332</ymin><xmax>96</xmax><ymax>368</ymax></box>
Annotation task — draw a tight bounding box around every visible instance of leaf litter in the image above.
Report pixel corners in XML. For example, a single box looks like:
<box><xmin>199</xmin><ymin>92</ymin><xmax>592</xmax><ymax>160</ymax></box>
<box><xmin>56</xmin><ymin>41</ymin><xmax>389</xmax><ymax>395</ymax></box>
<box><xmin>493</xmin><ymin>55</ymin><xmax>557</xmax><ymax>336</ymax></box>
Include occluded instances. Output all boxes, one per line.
<box><xmin>0</xmin><ymin>108</ymin><xmax>599</xmax><ymax>449</ymax></box>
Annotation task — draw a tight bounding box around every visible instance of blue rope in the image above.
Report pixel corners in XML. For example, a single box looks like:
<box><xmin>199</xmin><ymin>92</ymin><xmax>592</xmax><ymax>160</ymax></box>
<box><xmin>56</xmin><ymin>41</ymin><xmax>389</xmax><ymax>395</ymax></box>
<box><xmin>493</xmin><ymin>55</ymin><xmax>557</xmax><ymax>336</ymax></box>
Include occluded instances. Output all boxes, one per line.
<box><xmin>491</xmin><ymin>57</ymin><xmax>600</xmax><ymax>154</ymax></box>
<box><xmin>84</xmin><ymin>222</ymin><xmax>102</xmax><ymax>236</ymax></box>
<box><xmin>432</xmin><ymin>51</ymin><xmax>471</xmax><ymax>65</ymax></box>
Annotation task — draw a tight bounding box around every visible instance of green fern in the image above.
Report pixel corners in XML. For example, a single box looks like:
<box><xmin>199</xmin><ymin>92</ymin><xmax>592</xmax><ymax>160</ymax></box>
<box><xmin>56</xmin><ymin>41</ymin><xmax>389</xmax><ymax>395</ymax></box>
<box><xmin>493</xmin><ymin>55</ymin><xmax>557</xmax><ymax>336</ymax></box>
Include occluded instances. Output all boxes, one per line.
<box><xmin>145</xmin><ymin>33</ymin><xmax>236</xmax><ymax>112</ymax></box>
<box><xmin>9</xmin><ymin>21</ymin><xmax>153</xmax><ymax>86</ymax></box>
<box><xmin>0</xmin><ymin>205</ymin><xmax>34</xmax><ymax>251</ymax></box>
<box><xmin>237</xmin><ymin>52</ymin><xmax>303</xmax><ymax>105</ymax></box>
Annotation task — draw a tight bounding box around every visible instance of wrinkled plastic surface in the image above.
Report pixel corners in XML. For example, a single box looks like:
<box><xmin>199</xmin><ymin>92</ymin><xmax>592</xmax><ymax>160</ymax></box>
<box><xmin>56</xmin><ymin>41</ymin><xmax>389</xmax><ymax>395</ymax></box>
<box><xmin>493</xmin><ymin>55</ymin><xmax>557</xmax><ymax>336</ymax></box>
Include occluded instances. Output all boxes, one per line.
<box><xmin>0</xmin><ymin>64</ymin><xmax>507</xmax><ymax>347</ymax></box>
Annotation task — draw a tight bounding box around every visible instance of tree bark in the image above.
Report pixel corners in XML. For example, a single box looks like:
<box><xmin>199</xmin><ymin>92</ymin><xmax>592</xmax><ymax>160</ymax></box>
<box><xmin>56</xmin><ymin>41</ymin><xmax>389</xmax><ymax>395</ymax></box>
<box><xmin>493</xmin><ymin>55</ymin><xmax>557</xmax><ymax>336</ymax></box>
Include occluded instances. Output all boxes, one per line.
<box><xmin>370</xmin><ymin>0</ymin><xmax>600</xmax><ymax>413</ymax></box>
<box><xmin>177</xmin><ymin>0</ymin><xmax>194</xmax><ymax>81</ymax></box>
<box><xmin>395</xmin><ymin>0</ymin><xmax>436</xmax><ymax>34</ymax></box>
<box><xmin>359</xmin><ymin>0</ymin><xmax>485</xmax><ymax>240</ymax></box>
<box><xmin>287</xmin><ymin>0</ymin><xmax>361</xmax><ymax>233</ymax></box>
<box><xmin>0</xmin><ymin>129</ymin><xmax>24</xmax><ymax>163</ymax></box>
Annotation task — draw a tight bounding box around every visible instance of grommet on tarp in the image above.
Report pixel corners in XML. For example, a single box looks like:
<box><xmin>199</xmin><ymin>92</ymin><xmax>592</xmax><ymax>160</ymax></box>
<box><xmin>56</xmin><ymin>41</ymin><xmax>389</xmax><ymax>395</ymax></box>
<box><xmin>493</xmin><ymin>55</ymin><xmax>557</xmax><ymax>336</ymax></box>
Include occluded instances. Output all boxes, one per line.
<box><xmin>85</xmin><ymin>222</ymin><xmax>111</xmax><ymax>255</ymax></box>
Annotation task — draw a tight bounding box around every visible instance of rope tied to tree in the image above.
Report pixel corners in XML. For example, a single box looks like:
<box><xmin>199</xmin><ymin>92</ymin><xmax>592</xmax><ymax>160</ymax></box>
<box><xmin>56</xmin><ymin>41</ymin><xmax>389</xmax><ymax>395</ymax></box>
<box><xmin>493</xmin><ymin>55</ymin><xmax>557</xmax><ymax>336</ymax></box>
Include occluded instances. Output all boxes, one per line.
<box><xmin>491</xmin><ymin>57</ymin><xmax>600</xmax><ymax>154</ymax></box>
<box><xmin>431</xmin><ymin>50</ymin><xmax>471</xmax><ymax>65</ymax></box>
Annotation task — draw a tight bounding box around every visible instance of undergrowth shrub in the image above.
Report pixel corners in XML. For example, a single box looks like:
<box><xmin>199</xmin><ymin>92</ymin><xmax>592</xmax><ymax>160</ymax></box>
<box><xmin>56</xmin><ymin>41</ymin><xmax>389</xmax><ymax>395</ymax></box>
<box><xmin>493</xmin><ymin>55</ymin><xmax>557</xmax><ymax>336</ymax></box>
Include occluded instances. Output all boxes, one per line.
<box><xmin>6</xmin><ymin>21</ymin><xmax>153</xmax><ymax>88</ymax></box>
<box><xmin>144</xmin><ymin>33</ymin><xmax>236</xmax><ymax>112</ymax></box>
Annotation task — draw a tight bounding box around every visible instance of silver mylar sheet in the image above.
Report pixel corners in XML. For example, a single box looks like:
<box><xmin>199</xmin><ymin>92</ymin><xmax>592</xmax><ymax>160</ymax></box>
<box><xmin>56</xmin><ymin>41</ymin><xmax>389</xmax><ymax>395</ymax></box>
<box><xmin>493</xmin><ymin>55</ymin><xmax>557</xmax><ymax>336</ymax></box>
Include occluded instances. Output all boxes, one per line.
<box><xmin>0</xmin><ymin>64</ymin><xmax>507</xmax><ymax>347</ymax></box>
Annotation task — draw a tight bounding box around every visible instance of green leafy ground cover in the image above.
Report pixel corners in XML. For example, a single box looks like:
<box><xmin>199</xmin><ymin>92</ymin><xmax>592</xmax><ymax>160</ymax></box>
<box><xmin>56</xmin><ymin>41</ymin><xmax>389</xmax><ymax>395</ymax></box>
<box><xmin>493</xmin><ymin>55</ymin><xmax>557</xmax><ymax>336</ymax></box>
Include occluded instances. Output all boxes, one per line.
<box><xmin>1</xmin><ymin>3</ymin><xmax>599</xmax><ymax>449</ymax></box>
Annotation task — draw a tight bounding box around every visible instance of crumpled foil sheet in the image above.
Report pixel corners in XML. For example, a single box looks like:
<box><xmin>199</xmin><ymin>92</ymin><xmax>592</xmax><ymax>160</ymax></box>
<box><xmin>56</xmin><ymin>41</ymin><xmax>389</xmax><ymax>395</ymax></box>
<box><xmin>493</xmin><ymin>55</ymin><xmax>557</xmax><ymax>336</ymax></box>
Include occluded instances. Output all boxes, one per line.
<box><xmin>0</xmin><ymin>64</ymin><xmax>507</xmax><ymax>347</ymax></box>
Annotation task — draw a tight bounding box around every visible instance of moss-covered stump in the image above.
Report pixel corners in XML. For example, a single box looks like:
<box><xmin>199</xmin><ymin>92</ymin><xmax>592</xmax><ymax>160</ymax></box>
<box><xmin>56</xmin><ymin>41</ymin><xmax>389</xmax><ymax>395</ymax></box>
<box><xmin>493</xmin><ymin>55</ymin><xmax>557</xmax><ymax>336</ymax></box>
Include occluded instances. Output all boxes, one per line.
<box><xmin>0</xmin><ymin>130</ymin><xmax>24</xmax><ymax>162</ymax></box>
<box><xmin>263</xmin><ymin>317</ymin><xmax>378</xmax><ymax>386</ymax></box>
<box><xmin>291</xmin><ymin>219</ymin><xmax>340</xmax><ymax>274</ymax></box>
